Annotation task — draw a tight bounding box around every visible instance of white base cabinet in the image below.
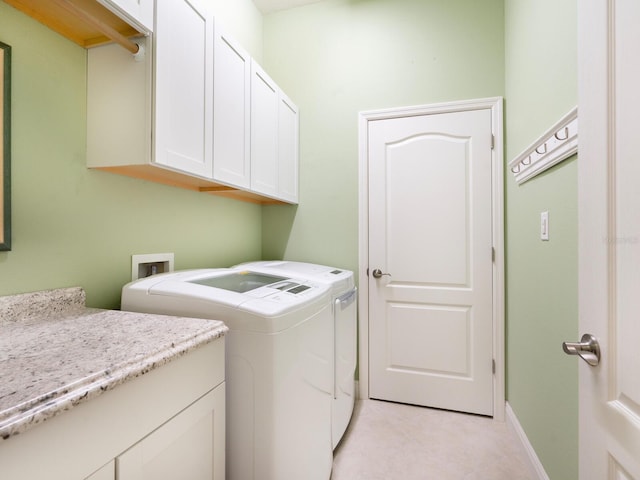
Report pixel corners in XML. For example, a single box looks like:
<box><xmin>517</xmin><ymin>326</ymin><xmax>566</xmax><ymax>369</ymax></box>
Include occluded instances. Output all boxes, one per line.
<box><xmin>0</xmin><ymin>340</ymin><xmax>225</xmax><ymax>480</ymax></box>
<box><xmin>117</xmin><ymin>385</ymin><xmax>225</xmax><ymax>480</ymax></box>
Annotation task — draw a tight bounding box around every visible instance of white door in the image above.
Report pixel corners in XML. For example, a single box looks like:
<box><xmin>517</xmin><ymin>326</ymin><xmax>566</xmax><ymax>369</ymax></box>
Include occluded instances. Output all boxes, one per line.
<box><xmin>577</xmin><ymin>0</ymin><xmax>640</xmax><ymax>478</ymax></box>
<box><xmin>368</xmin><ymin>107</ymin><xmax>494</xmax><ymax>416</ymax></box>
<box><xmin>154</xmin><ymin>0</ymin><xmax>213</xmax><ymax>179</ymax></box>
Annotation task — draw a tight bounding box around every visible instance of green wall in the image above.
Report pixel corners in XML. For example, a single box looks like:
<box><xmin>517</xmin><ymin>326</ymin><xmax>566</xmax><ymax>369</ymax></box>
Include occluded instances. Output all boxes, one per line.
<box><xmin>262</xmin><ymin>0</ymin><xmax>579</xmax><ymax>478</ymax></box>
<box><xmin>504</xmin><ymin>0</ymin><xmax>578</xmax><ymax>478</ymax></box>
<box><xmin>0</xmin><ymin>1</ymin><xmax>264</xmax><ymax>308</ymax></box>
<box><xmin>0</xmin><ymin>0</ymin><xmax>579</xmax><ymax>476</ymax></box>
<box><xmin>261</xmin><ymin>0</ymin><xmax>505</xmax><ymax>273</ymax></box>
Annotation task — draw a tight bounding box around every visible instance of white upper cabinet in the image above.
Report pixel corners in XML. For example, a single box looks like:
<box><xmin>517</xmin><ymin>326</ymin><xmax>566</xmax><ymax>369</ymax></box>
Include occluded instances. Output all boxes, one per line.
<box><xmin>98</xmin><ymin>0</ymin><xmax>154</xmax><ymax>32</ymax></box>
<box><xmin>154</xmin><ymin>0</ymin><xmax>214</xmax><ymax>179</ymax></box>
<box><xmin>278</xmin><ymin>92</ymin><xmax>299</xmax><ymax>204</ymax></box>
<box><xmin>86</xmin><ymin>4</ymin><xmax>298</xmax><ymax>204</ymax></box>
<box><xmin>250</xmin><ymin>60</ymin><xmax>280</xmax><ymax>198</ymax></box>
<box><xmin>213</xmin><ymin>27</ymin><xmax>251</xmax><ymax>189</ymax></box>
<box><xmin>250</xmin><ymin>60</ymin><xmax>300</xmax><ymax>203</ymax></box>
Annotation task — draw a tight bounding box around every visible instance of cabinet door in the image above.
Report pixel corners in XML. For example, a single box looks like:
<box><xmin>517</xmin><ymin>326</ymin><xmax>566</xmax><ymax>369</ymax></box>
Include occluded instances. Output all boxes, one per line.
<box><xmin>213</xmin><ymin>28</ymin><xmax>251</xmax><ymax>189</ymax></box>
<box><xmin>117</xmin><ymin>384</ymin><xmax>225</xmax><ymax>480</ymax></box>
<box><xmin>154</xmin><ymin>0</ymin><xmax>214</xmax><ymax>179</ymax></box>
<box><xmin>98</xmin><ymin>0</ymin><xmax>154</xmax><ymax>32</ymax></box>
<box><xmin>84</xmin><ymin>461</ymin><xmax>114</xmax><ymax>480</ymax></box>
<box><xmin>278</xmin><ymin>93</ymin><xmax>299</xmax><ymax>203</ymax></box>
<box><xmin>250</xmin><ymin>60</ymin><xmax>279</xmax><ymax>197</ymax></box>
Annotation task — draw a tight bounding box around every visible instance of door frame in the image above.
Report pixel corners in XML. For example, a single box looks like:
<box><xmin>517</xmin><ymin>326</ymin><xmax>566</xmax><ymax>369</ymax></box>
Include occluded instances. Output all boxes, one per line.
<box><xmin>357</xmin><ymin>97</ymin><xmax>505</xmax><ymax>420</ymax></box>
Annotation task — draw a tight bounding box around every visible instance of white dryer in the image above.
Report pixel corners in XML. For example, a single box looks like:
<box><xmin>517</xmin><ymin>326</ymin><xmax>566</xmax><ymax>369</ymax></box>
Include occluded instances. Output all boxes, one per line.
<box><xmin>234</xmin><ymin>261</ymin><xmax>357</xmax><ymax>448</ymax></box>
<box><xmin>121</xmin><ymin>269</ymin><xmax>333</xmax><ymax>480</ymax></box>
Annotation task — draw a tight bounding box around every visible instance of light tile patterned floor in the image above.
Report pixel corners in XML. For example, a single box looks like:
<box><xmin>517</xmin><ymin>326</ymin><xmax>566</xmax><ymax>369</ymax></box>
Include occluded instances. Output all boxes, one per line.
<box><xmin>331</xmin><ymin>399</ymin><xmax>532</xmax><ymax>480</ymax></box>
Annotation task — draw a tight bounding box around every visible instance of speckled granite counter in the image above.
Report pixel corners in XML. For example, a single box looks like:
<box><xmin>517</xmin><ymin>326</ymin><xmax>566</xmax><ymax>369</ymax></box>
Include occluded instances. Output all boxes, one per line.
<box><xmin>0</xmin><ymin>287</ymin><xmax>227</xmax><ymax>441</ymax></box>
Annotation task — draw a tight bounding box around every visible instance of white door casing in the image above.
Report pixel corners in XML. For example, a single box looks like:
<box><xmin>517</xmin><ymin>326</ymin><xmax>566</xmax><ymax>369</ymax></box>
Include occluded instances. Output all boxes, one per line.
<box><xmin>358</xmin><ymin>98</ymin><xmax>505</xmax><ymax>419</ymax></box>
<box><xmin>578</xmin><ymin>0</ymin><xmax>640</xmax><ymax>478</ymax></box>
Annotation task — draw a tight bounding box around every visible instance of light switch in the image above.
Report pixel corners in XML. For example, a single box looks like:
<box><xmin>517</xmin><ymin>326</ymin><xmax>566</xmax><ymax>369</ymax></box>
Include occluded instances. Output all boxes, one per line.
<box><xmin>540</xmin><ymin>211</ymin><xmax>549</xmax><ymax>241</ymax></box>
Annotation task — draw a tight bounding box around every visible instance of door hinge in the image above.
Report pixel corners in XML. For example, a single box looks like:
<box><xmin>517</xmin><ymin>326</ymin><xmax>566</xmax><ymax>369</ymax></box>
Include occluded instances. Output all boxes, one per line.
<box><xmin>492</xmin><ymin>359</ymin><xmax>496</xmax><ymax>374</ymax></box>
<box><xmin>366</xmin><ymin>268</ymin><xmax>369</xmax><ymax>277</ymax></box>
<box><xmin>491</xmin><ymin>247</ymin><xmax>495</xmax><ymax>262</ymax></box>
<box><xmin>491</xmin><ymin>134</ymin><xmax>495</xmax><ymax>150</ymax></box>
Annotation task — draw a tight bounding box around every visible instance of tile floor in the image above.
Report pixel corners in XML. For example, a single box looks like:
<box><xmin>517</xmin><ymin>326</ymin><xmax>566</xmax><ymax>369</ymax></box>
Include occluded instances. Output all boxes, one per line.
<box><xmin>331</xmin><ymin>399</ymin><xmax>532</xmax><ymax>480</ymax></box>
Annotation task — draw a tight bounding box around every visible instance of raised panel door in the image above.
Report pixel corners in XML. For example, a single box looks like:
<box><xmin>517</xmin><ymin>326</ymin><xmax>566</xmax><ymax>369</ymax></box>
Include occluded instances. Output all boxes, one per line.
<box><xmin>578</xmin><ymin>0</ymin><xmax>640</xmax><ymax>477</ymax></box>
<box><xmin>368</xmin><ymin>108</ymin><xmax>494</xmax><ymax>416</ymax></box>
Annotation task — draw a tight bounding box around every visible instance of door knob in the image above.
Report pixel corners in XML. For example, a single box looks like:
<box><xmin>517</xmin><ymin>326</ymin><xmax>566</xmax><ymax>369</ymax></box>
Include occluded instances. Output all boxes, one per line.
<box><xmin>562</xmin><ymin>333</ymin><xmax>600</xmax><ymax>367</ymax></box>
<box><xmin>371</xmin><ymin>269</ymin><xmax>391</xmax><ymax>279</ymax></box>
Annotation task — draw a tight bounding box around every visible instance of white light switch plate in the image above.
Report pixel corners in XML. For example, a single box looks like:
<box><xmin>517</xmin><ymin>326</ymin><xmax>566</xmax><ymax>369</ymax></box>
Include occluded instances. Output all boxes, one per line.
<box><xmin>540</xmin><ymin>211</ymin><xmax>549</xmax><ymax>241</ymax></box>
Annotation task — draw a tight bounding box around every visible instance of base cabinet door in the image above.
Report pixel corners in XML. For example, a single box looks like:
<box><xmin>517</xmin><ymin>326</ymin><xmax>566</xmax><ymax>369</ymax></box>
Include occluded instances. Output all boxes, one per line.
<box><xmin>117</xmin><ymin>384</ymin><xmax>225</xmax><ymax>480</ymax></box>
<box><xmin>84</xmin><ymin>461</ymin><xmax>115</xmax><ymax>480</ymax></box>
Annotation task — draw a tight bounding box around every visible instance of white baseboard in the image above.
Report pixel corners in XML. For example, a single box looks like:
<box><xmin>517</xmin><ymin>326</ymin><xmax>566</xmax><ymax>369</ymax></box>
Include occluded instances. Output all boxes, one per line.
<box><xmin>505</xmin><ymin>402</ymin><xmax>550</xmax><ymax>480</ymax></box>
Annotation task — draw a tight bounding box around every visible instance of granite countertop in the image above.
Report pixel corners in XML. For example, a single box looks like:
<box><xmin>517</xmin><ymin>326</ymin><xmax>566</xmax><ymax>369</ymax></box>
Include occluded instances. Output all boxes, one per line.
<box><xmin>0</xmin><ymin>287</ymin><xmax>228</xmax><ymax>441</ymax></box>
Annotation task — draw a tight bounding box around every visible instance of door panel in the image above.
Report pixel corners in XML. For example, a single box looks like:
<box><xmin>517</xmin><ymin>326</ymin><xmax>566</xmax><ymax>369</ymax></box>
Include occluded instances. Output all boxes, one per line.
<box><xmin>368</xmin><ymin>108</ymin><xmax>493</xmax><ymax>416</ymax></box>
<box><xmin>386</xmin><ymin>134</ymin><xmax>469</xmax><ymax>285</ymax></box>
<box><xmin>388</xmin><ymin>303</ymin><xmax>470</xmax><ymax>375</ymax></box>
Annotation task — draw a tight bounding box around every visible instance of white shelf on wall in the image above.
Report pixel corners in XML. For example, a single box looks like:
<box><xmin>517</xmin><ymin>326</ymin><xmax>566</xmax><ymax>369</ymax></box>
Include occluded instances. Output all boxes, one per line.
<box><xmin>508</xmin><ymin>107</ymin><xmax>578</xmax><ymax>185</ymax></box>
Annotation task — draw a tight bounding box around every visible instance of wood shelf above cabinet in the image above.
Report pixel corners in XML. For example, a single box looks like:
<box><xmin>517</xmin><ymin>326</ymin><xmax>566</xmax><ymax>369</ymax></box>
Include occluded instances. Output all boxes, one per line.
<box><xmin>95</xmin><ymin>165</ymin><xmax>289</xmax><ymax>205</ymax></box>
<box><xmin>4</xmin><ymin>0</ymin><xmax>144</xmax><ymax>49</ymax></box>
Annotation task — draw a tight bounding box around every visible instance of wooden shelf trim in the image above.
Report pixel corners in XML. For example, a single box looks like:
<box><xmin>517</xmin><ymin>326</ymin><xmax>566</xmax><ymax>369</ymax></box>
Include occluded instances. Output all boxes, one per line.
<box><xmin>4</xmin><ymin>0</ymin><xmax>144</xmax><ymax>50</ymax></box>
<box><xmin>94</xmin><ymin>164</ymin><xmax>287</xmax><ymax>205</ymax></box>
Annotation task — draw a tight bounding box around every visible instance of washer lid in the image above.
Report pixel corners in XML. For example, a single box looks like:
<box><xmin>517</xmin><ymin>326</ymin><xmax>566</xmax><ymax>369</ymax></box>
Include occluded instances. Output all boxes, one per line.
<box><xmin>189</xmin><ymin>271</ymin><xmax>288</xmax><ymax>293</ymax></box>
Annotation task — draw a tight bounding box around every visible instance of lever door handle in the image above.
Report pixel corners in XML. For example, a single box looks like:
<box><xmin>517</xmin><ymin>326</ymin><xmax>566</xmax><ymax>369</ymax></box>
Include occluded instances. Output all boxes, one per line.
<box><xmin>372</xmin><ymin>269</ymin><xmax>391</xmax><ymax>279</ymax></box>
<box><xmin>562</xmin><ymin>333</ymin><xmax>600</xmax><ymax>367</ymax></box>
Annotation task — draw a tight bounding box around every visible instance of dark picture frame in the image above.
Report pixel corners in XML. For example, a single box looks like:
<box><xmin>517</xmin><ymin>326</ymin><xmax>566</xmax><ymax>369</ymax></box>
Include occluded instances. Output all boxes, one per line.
<box><xmin>0</xmin><ymin>41</ymin><xmax>11</xmax><ymax>251</ymax></box>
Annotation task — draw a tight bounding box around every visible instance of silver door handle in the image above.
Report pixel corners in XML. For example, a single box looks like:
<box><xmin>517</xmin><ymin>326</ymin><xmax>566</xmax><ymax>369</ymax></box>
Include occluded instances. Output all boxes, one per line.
<box><xmin>562</xmin><ymin>333</ymin><xmax>600</xmax><ymax>367</ymax></box>
<box><xmin>372</xmin><ymin>269</ymin><xmax>391</xmax><ymax>279</ymax></box>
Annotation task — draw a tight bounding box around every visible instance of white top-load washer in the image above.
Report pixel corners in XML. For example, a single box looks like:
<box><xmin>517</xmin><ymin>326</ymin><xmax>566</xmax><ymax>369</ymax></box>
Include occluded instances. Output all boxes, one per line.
<box><xmin>234</xmin><ymin>261</ymin><xmax>357</xmax><ymax>448</ymax></box>
<box><xmin>121</xmin><ymin>269</ymin><xmax>334</xmax><ymax>480</ymax></box>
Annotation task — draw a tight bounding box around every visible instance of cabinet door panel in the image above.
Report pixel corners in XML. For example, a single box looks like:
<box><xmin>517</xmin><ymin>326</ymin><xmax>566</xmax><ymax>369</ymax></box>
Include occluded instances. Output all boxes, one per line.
<box><xmin>250</xmin><ymin>61</ymin><xmax>279</xmax><ymax>197</ymax></box>
<box><xmin>154</xmin><ymin>0</ymin><xmax>213</xmax><ymax>179</ymax></box>
<box><xmin>213</xmin><ymin>29</ymin><xmax>251</xmax><ymax>188</ymax></box>
<box><xmin>278</xmin><ymin>93</ymin><xmax>299</xmax><ymax>203</ymax></box>
<box><xmin>117</xmin><ymin>384</ymin><xmax>225</xmax><ymax>480</ymax></box>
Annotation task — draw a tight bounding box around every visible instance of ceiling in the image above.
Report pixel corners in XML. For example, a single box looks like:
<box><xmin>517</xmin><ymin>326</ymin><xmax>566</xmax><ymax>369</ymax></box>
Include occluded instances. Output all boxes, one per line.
<box><xmin>253</xmin><ymin>0</ymin><xmax>323</xmax><ymax>14</ymax></box>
